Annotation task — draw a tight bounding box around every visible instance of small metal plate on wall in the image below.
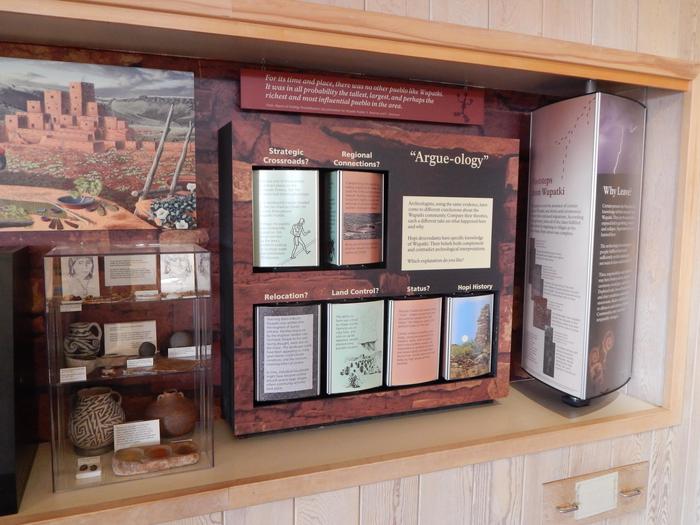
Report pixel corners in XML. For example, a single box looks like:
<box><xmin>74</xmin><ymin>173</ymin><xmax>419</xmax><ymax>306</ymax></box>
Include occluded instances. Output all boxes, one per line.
<box><xmin>543</xmin><ymin>461</ymin><xmax>648</xmax><ymax>524</ymax></box>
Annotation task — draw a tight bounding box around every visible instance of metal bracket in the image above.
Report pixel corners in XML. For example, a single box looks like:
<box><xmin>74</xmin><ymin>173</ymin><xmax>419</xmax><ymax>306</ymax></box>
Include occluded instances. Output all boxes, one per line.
<box><xmin>556</xmin><ymin>503</ymin><xmax>580</xmax><ymax>514</ymax></box>
<box><xmin>619</xmin><ymin>488</ymin><xmax>643</xmax><ymax>498</ymax></box>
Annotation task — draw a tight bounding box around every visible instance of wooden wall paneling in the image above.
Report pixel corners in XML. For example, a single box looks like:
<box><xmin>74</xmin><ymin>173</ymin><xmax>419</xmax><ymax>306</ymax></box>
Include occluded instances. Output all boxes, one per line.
<box><xmin>680</xmin><ymin>219</ymin><xmax>700</xmax><ymax>524</ymax></box>
<box><xmin>359</xmin><ymin>477</ymin><xmax>419</xmax><ymax>525</ymax></box>
<box><xmin>418</xmin><ymin>466</ymin><xmax>473</xmax><ymax>525</ymax></box>
<box><xmin>626</xmin><ymin>90</ymin><xmax>684</xmax><ymax>406</ymax></box>
<box><xmin>469</xmin><ymin>462</ymin><xmax>491</xmax><ymax>524</ymax></box>
<box><xmin>488</xmin><ymin>0</ymin><xmax>542</xmax><ymax>36</ymax></box>
<box><xmin>609</xmin><ymin>432</ymin><xmax>652</xmax><ymax>467</ymax></box>
<box><xmin>677</xmin><ymin>0</ymin><xmax>699</xmax><ymax>61</ymax></box>
<box><xmin>668</xmin><ymin>225</ymin><xmax>700</xmax><ymax>525</ymax></box>
<box><xmin>637</xmin><ymin>0</ymin><xmax>682</xmax><ymax>57</ymax></box>
<box><xmin>568</xmin><ymin>440</ymin><xmax>613</xmax><ymax>477</ymax></box>
<box><xmin>605</xmin><ymin>511</ymin><xmax>645</xmax><ymax>525</ymax></box>
<box><xmin>591</xmin><ymin>0</ymin><xmax>638</xmax><ymax>51</ymax></box>
<box><xmin>406</xmin><ymin>0</ymin><xmax>430</xmax><ymax>19</ymax></box>
<box><xmin>487</xmin><ymin>457</ymin><xmax>524</xmax><ymax>523</ymax></box>
<box><xmin>295</xmin><ymin>487</ymin><xmax>360</xmax><ymax>525</ymax></box>
<box><xmin>683</xmin><ymin>338</ymin><xmax>700</xmax><ymax>524</ymax></box>
<box><xmin>521</xmin><ymin>447</ymin><xmax>570</xmax><ymax>525</ymax></box>
<box><xmin>646</xmin><ymin>428</ymin><xmax>675</xmax><ymax>524</ymax></box>
<box><xmin>365</xmin><ymin>0</ymin><xmax>430</xmax><ymax>19</ymax></box>
<box><xmin>364</xmin><ymin>0</ymin><xmax>405</xmax><ymax>15</ymax></box>
<box><xmin>157</xmin><ymin>513</ymin><xmax>223</xmax><ymax>525</ymax></box>
<box><xmin>604</xmin><ymin>510</ymin><xmax>645</xmax><ymax>524</ymax></box>
<box><xmin>430</xmin><ymin>0</ymin><xmax>489</xmax><ymax>28</ymax></box>
<box><xmin>225</xmin><ymin>500</ymin><xmax>294</xmax><ymax>525</ymax></box>
<box><xmin>542</xmin><ymin>0</ymin><xmax>593</xmax><ymax>44</ymax></box>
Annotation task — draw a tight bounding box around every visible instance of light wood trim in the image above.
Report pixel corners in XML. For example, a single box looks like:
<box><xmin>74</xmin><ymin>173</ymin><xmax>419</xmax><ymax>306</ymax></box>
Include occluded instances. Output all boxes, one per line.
<box><xmin>225</xmin><ymin>412</ymin><xmax>675</xmax><ymax>512</ymax></box>
<box><xmin>663</xmin><ymin>77</ymin><xmax>700</xmax><ymax>419</ymax></box>
<box><xmin>0</xmin><ymin>0</ymin><xmax>696</xmax><ymax>91</ymax></box>
<box><xmin>0</xmin><ymin>386</ymin><xmax>677</xmax><ymax>525</ymax></box>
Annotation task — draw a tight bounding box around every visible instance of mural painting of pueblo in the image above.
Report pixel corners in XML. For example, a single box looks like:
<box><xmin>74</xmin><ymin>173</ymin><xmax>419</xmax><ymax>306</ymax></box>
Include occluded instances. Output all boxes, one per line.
<box><xmin>0</xmin><ymin>57</ymin><xmax>196</xmax><ymax>231</ymax></box>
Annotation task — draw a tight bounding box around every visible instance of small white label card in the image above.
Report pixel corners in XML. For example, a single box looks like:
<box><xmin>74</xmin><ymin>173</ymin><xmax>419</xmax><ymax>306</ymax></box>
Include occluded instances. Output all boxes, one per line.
<box><xmin>75</xmin><ymin>456</ymin><xmax>101</xmax><ymax>480</ymax></box>
<box><xmin>575</xmin><ymin>472</ymin><xmax>619</xmax><ymax>519</ymax></box>
<box><xmin>113</xmin><ymin>420</ymin><xmax>160</xmax><ymax>451</ymax></box>
<box><xmin>127</xmin><ymin>357</ymin><xmax>154</xmax><ymax>368</ymax></box>
<box><xmin>160</xmin><ymin>253</ymin><xmax>196</xmax><ymax>294</ymax></box>
<box><xmin>105</xmin><ymin>254</ymin><xmax>157</xmax><ymax>286</ymax></box>
<box><xmin>59</xmin><ymin>367</ymin><xmax>87</xmax><ymax>383</ymax></box>
<box><xmin>168</xmin><ymin>346</ymin><xmax>197</xmax><ymax>359</ymax></box>
<box><xmin>60</xmin><ymin>256</ymin><xmax>101</xmax><ymax>298</ymax></box>
<box><xmin>168</xmin><ymin>344</ymin><xmax>212</xmax><ymax>359</ymax></box>
<box><xmin>104</xmin><ymin>320</ymin><xmax>157</xmax><ymax>356</ymax></box>
<box><xmin>59</xmin><ymin>301</ymin><xmax>82</xmax><ymax>313</ymax></box>
<box><xmin>134</xmin><ymin>290</ymin><xmax>160</xmax><ymax>301</ymax></box>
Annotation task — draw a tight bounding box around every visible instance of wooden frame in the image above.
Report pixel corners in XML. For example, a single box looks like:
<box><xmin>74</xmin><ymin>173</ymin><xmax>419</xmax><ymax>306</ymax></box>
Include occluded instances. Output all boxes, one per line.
<box><xmin>0</xmin><ymin>0</ymin><xmax>697</xmax><ymax>522</ymax></box>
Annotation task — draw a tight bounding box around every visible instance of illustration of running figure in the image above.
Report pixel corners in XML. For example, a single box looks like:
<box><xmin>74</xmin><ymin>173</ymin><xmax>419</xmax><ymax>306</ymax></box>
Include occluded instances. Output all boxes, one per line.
<box><xmin>290</xmin><ymin>217</ymin><xmax>311</xmax><ymax>259</ymax></box>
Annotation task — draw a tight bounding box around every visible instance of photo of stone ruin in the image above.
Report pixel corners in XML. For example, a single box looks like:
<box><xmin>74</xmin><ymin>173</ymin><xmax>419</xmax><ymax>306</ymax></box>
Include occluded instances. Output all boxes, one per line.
<box><xmin>4</xmin><ymin>81</ymin><xmax>138</xmax><ymax>152</ymax></box>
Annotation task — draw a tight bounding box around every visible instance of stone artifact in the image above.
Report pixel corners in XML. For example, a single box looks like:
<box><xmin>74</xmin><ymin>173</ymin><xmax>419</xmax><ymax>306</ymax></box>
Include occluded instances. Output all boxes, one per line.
<box><xmin>68</xmin><ymin>387</ymin><xmax>125</xmax><ymax>455</ymax></box>
<box><xmin>144</xmin><ymin>389</ymin><xmax>198</xmax><ymax>437</ymax></box>
<box><xmin>112</xmin><ymin>442</ymin><xmax>200</xmax><ymax>476</ymax></box>
<box><xmin>138</xmin><ymin>341</ymin><xmax>157</xmax><ymax>357</ymax></box>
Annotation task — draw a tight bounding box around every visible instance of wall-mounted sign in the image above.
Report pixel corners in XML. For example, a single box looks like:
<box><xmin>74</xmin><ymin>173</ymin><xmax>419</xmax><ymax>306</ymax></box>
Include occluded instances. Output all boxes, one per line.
<box><xmin>240</xmin><ymin>69</ymin><xmax>484</xmax><ymax>125</ymax></box>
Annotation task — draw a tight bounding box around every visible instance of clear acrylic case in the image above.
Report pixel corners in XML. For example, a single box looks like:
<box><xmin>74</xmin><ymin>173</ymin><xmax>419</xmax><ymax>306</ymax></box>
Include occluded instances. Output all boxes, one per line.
<box><xmin>44</xmin><ymin>244</ymin><xmax>213</xmax><ymax>491</ymax></box>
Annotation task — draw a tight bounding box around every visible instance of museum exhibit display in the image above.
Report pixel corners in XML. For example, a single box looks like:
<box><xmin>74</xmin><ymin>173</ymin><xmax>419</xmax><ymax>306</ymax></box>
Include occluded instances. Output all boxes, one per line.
<box><xmin>523</xmin><ymin>93</ymin><xmax>646</xmax><ymax>405</ymax></box>
<box><xmin>0</xmin><ymin>1</ymin><xmax>695</xmax><ymax>521</ymax></box>
<box><xmin>222</xmin><ymin>67</ymin><xmax>519</xmax><ymax>436</ymax></box>
<box><xmin>44</xmin><ymin>244</ymin><xmax>213</xmax><ymax>491</ymax></box>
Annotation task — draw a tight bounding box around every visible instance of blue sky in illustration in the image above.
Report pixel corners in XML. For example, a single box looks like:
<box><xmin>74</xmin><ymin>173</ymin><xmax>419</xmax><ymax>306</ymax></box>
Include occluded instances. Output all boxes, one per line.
<box><xmin>450</xmin><ymin>295</ymin><xmax>492</xmax><ymax>345</ymax></box>
<box><xmin>0</xmin><ymin>57</ymin><xmax>193</xmax><ymax>98</ymax></box>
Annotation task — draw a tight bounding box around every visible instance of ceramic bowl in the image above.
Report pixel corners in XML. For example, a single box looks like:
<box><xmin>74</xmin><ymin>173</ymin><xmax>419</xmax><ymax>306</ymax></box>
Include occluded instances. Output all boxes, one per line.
<box><xmin>57</xmin><ymin>195</ymin><xmax>95</xmax><ymax>209</ymax></box>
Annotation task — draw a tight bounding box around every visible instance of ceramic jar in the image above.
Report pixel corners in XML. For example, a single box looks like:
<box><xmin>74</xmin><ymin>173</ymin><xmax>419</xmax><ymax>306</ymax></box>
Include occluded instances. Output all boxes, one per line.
<box><xmin>64</xmin><ymin>322</ymin><xmax>102</xmax><ymax>356</ymax></box>
<box><xmin>144</xmin><ymin>389</ymin><xmax>198</xmax><ymax>438</ymax></box>
<box><xmin>68</xmin><ymin>387</ymin><xmax>125</xmax><ymax>455</ymax></box>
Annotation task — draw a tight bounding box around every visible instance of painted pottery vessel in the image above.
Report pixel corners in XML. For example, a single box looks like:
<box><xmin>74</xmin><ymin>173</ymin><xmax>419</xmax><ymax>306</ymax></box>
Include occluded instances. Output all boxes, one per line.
<box><xmin>144</xmin><ymin>389</ymin><xmax>198</xmax><ymax>438</ymax></box>
<box><xmin>68</xmin><ymin>387</ymin><xmax>125</xmax><ymax>455</ymax></box>
<box><xmin>64</xmin><ymin>322</ymin><xmax>102</xmax><ymax>356</ymax></box>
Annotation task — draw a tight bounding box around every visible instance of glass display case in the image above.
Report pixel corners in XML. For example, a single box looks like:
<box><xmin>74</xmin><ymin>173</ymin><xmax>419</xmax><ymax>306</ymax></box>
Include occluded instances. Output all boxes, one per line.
<box><xmin>44</xmin><ymin>244</ymin><xmax>213</xmax><ymax>491</ymax></box>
